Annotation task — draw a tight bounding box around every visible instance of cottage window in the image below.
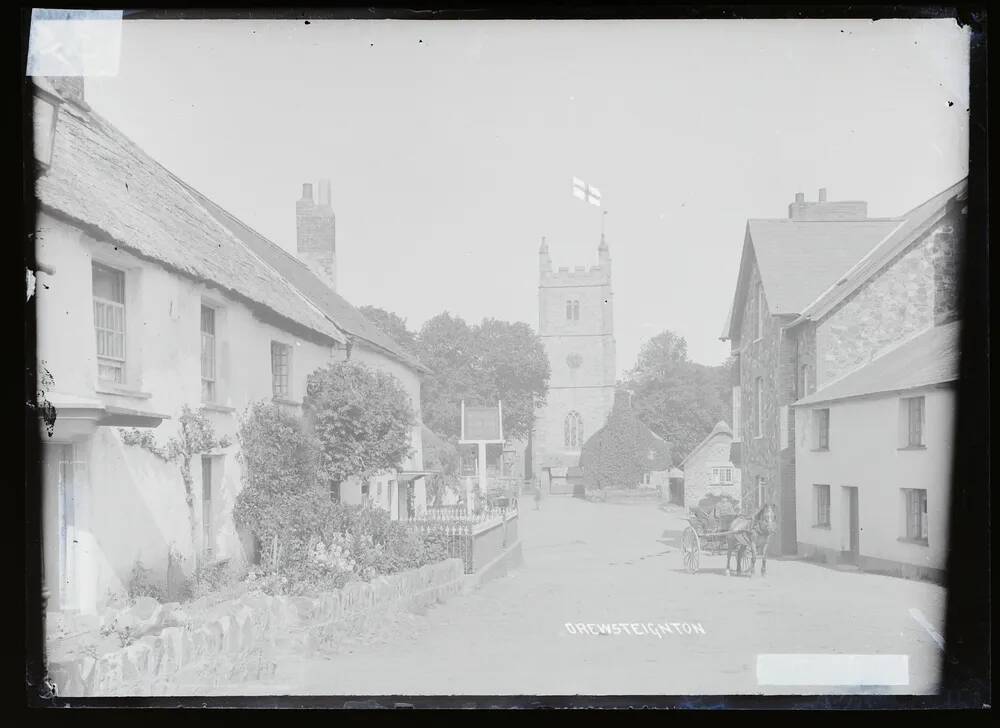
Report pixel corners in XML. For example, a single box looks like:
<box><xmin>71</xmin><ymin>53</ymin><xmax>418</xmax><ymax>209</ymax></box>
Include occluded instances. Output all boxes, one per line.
<box><xmin>271</xmin><ymin>341</ymin><xmax>292</xmax><ymax>399</ymax></box>
<box><xmin>754</xmin><ymin>377</ymin><xmax>763</xmax><ymax>438</ymax></box>
<box><xmin>731</xmin><ymin>386</ymin><xmax>741</xmax><ymax>441</ymax></box>
<box><xmin>905</xmin><ymin>396</ymin><xmax>924</xmax><ymax>447</ymax></box>
<box><xmin>800</xmin><ymin>364</ymin><xmax>812</xmax><ymax>397</ymax></box>
<box><xmin>813</xmin><ymin>408</ymin><xmax>830</xmax><ymax>450</ymax></box>
<box><xmin>710</xmin><ymin>466</ymin><xmax>734</xmax><ymax>485</ymax></box>
<box><xmin>904</xmin><ymin>488</ymin><xmax>928</xmax><ymax>543</ymax></box>
<box><xmin>755</xmin><ymin>284</ymin><xmax>765</xmax><ymax>341</ymax></box>
<box><xmin>200</xmin><ymin>305</ymin><xmax>217</xmax><ymax>402</ymax></box>
<box><xmin>93</xmin><ymin>263</ymin><xmax>126</xmax><ymax>384</ymax></box>
<box><xmin>564</xmin><ymin>410</ymin><xmax>583</xmax><ymax>448</ymax></box>
<box><xmin>814</xmin><ymin>484</ymin><xmax>831</xmax><ymax>527</ymax></box>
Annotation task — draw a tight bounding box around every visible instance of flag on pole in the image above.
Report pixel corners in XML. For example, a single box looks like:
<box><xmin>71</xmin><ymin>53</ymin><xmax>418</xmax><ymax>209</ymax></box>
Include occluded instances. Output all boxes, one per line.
<box><xmin>587</xmin><ymin>185</ymin><xmax>601</xmax><ymax>207</ymax></box>
<box><xmin>571</xmin><ymin>176</ymin><xmax>602</xmax><ymax>207</ymax></box>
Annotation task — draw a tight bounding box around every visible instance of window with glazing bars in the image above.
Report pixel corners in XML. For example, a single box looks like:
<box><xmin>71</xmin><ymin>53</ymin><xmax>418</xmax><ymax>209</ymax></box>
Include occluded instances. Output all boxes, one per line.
<box><xmin>201</xmin><ymin>306</ymin><xmax>216</xmax><ymax>402</ymax></box>
<box><xmin>271</xmin><ymin>341</ymin><xmax>291</xmax><ymax>399</ymax></box>
<box><xmin>93</xmin><ymin>263</ymin><xmax>126</xmax><ymax>383</ymax></box>
<box><xmin>905</xmin><ymin>488</ymin><xmax>928</xmax><ymax>542</ymax></box>
<box><xmin>815</xmin><ymin>484</ymin><xmax>831</xmax><ymax>526</ymax></box>
<box><xmin>906</xmin><ymin>396</ymin><xmax>924</xmax><ymax>447</ymax></box>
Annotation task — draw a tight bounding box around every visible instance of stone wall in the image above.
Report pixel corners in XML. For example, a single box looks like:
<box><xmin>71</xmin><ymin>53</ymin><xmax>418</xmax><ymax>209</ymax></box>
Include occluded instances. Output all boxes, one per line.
<box><xmin>47</xmin><ymin>558</ymin><xmax>465</xmax><ymax>697</ymax></box>
<box><xmin>816</xmin><ymin>215</ymin><xmax>961</xmax><ymax>387</ymax></box>
<box><xmin>734</xmin><ymin>261</ymin><xmax>798</xmax><ymax>552</ymax></box>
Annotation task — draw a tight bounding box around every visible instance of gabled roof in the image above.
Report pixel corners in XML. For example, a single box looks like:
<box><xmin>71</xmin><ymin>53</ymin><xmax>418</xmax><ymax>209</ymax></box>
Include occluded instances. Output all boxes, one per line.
<box><xmin>679</xmin><ymin>420</ymin><xmax>733</xmax><ymax>469</ymax></box>
<box><xmin>34</xmin><ymin>86</ymin><xmax>342</xmax><ymax>345</ymax></box>
<box><xmin>792</xmin><ymin>178</ymin><xmax>968</xmax><ymax>325</ymax></box>
<box><xmin>180</xmin><ymin>184</ymin><xmax>430</xmax><ymax>374</ymax></box>
<box><xmin>722</xmin><ymin>219</ymin><xmax>900</xmax><ymax>340</ymax></box>
<box><xmin>793</xmin><ymin>321</ymin><xmax>961</xmax><ymax>407</ymax></box>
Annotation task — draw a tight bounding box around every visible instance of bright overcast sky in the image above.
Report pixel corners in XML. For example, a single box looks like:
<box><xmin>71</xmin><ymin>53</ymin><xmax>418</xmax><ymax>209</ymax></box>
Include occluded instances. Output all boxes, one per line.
<box><xmin>84</xmin><ymin>18</ymin><xmax>969</xmax><ymax>370</ymax></box>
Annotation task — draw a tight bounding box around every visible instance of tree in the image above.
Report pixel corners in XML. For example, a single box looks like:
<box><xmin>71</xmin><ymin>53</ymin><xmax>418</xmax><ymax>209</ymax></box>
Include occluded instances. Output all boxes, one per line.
<box><xmin>625</xmin><ymin>330</ymin><xmax>734</xmax><ymax>463</ymax></box>
<box><xmin>579</xmin><ymin>389</ymin><xmax>669</xmax><ymax>490</ymax></box>
<box><xmin>358</xmin><ymin>305</ymin><xmax>418</xmax><ymax>353</ymax></box>
<box><xmin>303</xmin><ymin>360</ymin><xmax>416</xmax><ymax>489</ymax></box>
<box><xmin>232</xmin><ymin>401</ymin><xmax>332</xmax><ymax>572</ymax></box>
<box><xmin>416</xmin><ymin>312</ymin><xmax>480</xmax><ymax>437</ymax></box>
<box><xmin>120</xmin><ymin>405</ymin><xmax>232</xmax><ymax>560</ymax></box>
<box><xmin>417</xmin><ymin>313</ymin><xmax>550</xmax><ymax>441</ymax></box>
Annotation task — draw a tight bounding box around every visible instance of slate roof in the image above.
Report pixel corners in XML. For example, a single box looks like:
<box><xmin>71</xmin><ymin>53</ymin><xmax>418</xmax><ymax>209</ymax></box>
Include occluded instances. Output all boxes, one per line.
<box><xmin>722</xmin><ymin>179</ymin><xmax>968</xmax><ymax>341</ymax></box>
<box><xmin>679</xmin><ymin>420</ymin><xmax>733</xmax><ymax>469</ymax></box>
<box><xmin>35</xmin><ymin>92</ymin><xmax>342</xmax><ymax>344</ymax></box>
<box><xmin>793</xmin><ymin>321</ymin><xmax>961</xmax><ymax>407</ymax></box>
<box><xmin>794</xmin><ymin>178</ymin><xmax>967</xmax><ymax>323</ymax></box>
<box><xmin>181</xmin><ymin>184</ymin><xmax>429</xmax><ymax>373</ymax></box>
<box><xmin>34</xmin><ymin>81</ymin><xmax>426</xmax><ymax>373</ymax></box>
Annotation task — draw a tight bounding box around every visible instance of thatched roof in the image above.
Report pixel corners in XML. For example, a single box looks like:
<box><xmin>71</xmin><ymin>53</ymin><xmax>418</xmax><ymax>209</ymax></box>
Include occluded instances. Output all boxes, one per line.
<box><xmin>34</xmin><ymin>91</ymin><xmax>341</xmax><ymax>344</ymax></box>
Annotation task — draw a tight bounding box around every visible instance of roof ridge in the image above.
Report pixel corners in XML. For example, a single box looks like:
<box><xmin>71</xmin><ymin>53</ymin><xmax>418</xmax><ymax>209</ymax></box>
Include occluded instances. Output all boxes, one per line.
<box><xmin>797</xmin><ymin>321</ymin><xmax>961</xmax><ymax>404</ymax></box>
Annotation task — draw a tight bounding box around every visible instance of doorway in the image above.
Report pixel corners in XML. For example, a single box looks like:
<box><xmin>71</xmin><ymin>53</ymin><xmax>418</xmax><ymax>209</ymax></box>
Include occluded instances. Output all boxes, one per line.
<box><xmin>842</xmin><ymin>486</ymin><xmax>860</xmax><ymax>563</ymax></box>
<box><xmin>42</xmin><ymin>443</ymin><xmax>82</xmax><ymax>611</ymax></box>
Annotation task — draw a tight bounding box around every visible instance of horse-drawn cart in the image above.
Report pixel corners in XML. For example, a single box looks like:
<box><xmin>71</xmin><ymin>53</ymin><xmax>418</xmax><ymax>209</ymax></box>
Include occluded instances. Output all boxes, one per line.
<box><xmin>680</xmin><ymin>508</ymin><xmax>754</xmax><ymax>576</ymax></box>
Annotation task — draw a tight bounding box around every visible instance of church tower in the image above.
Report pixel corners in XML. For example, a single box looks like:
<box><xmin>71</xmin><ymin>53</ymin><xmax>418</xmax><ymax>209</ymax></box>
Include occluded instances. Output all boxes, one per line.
<box><xmin>533</xmin><ymin>235</ymin><xmax>617</xmax><ymax>484</ymax></box>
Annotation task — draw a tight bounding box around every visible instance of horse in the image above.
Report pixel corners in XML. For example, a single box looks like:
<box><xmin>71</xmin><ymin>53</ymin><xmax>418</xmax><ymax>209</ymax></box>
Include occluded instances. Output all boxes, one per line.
<box><xmin>725</xmin><ymin>503</ymin><xmax>778</xmax><ymax>577</ymax></box>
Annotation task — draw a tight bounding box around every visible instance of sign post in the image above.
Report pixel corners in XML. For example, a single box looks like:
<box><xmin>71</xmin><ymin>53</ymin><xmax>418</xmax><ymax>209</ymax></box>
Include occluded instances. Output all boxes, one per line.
<box><xmin>459</xmin><ymin>400</ymin><xmax>504</xmax><ymax>513</ymax></box>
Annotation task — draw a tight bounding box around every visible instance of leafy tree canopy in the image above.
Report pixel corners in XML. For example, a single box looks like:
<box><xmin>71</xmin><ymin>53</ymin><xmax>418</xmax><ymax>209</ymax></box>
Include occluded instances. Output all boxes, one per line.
<box><xmin>358</xmin><ymin>305</ymin><xmax>418</xmax><ymax>354</ymax></box>
<box><xmin>303</xmin><ymin>360</ymin><xmax>416</xmax><ymax>484</ymax></box>
<box><xmin>625</xmin><ymin>330</ymin><xmax>734</xmax><ymax>463</ymax></box>
<box><xmin>359</xmin><ymin>309</ymin><xmax>551</xmax><ymax>442</ymax></box>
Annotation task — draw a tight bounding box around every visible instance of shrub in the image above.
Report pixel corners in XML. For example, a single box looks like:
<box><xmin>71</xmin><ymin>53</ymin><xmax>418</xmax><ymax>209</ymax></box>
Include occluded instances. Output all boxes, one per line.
<box><xmin>126</xmin><ymin>559</ymin><xmax>165</xmax><ymax>603</ymax></box>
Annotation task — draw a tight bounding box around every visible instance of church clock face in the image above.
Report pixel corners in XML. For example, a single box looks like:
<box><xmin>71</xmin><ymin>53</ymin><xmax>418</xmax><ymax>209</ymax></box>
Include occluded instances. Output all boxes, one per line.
<box><xmin>566</xmin><ymin>352</ymin><xmax>583</xmax><ymax>369</ymax></box>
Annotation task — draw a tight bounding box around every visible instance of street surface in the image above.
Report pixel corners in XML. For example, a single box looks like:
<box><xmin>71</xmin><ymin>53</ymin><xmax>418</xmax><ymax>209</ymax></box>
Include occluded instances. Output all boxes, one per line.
<box><xmin>220</xmin><ymin>495</ymin><xmax>947</xmax><ymax>696</ymax></box>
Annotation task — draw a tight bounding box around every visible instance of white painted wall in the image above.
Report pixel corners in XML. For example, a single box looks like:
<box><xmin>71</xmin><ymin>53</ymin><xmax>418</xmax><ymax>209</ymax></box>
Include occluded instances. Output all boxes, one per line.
<box><xmin>794</xmin><ymin>387</ymin><xmax>954</xmax><ymax>572</ymax></box>
<box><xmin>35</xmin><ymin>214</ymin><xmax>420</xmax><ymax>608</ymax></box>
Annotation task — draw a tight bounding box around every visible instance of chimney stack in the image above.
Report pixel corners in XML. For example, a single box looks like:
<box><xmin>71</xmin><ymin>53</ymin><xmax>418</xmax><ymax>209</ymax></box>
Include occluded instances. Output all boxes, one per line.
<box><xmin>788</xmin><ymin>188</ymin><xmax>867</xmax><ymax>221</ymax></box>
<box><xmin>47</xmin><ymin>76</ymin><xmax>87</xmax><ymax>108</ymax></box>
<box><xmin>296</xmin><ymin>180</ymin><xmax>337</xmax><ymax>292</ymax></box>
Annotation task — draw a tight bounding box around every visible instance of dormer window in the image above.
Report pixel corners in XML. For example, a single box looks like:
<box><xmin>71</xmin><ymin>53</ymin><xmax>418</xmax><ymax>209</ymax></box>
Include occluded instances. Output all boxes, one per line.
<box><xmin>33</xmin><ymin>89</ymin><xmax>59</xmax><ymax>169</ymax></box>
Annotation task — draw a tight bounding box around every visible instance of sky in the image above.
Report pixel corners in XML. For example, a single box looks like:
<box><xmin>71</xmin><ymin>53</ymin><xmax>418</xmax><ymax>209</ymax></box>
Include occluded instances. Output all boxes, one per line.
<box><xmin>83</xmin><ymin>18</ymin><xmax>970</xmax><ymax>371</ymax></box>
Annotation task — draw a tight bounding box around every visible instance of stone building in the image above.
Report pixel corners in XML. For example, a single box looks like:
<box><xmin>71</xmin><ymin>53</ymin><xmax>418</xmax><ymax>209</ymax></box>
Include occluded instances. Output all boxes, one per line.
<box><xmin>720</xmin><ymin>181</ymin><xmax>966</xmax><ymax>557</ymax></box>
<box><xmin>787</xmin><ymin>180</ymin><xmax>965</xmax><ymax>580</ymax></box>
<box><xmin>532</xmin><ymin>235</ymin><xmax>616</xmax><ymax>493</ymax></box>
<box><xmin>678</xmin><ymin>421</ymin><xmax>741</xmax><ymax>510</ymax></box>
<box><xmin>31</xmin><ymin>77</ymin><xmax>427</xmax><ymax>614</ymax></box>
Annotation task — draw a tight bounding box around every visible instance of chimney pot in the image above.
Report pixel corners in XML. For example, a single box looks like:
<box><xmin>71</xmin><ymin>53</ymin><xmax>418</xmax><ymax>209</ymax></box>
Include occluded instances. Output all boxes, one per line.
<box><xmin>794</xmin><ymin>192</ymin><xmax>805</xmax><ymax>203</ymax></box>
<box><xmin>318</xmin><ymin>179</ymin><xmax>332</xmax><ymax>208</ymax></box>
<box><xmin>302</xmin><ymin>183</ymin><xmax>313</xmax><ymax>201</ymax></box>
<box><xmin>818</xmin><ymin>188</ymin><xmax>827</xmax><ymax>202</ymax></box>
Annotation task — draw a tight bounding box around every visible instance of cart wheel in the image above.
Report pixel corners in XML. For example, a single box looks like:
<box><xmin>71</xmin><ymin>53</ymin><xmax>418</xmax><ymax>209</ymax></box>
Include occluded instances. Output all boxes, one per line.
<box><xmin>681</xmin><ymin>526</ymin><xmax>700</xmax><ymax>574</ymax></box>
<box><xmin>738</xmin><ymin>546</ymin><xmax>753</xmax><ymax>577</ymax></box>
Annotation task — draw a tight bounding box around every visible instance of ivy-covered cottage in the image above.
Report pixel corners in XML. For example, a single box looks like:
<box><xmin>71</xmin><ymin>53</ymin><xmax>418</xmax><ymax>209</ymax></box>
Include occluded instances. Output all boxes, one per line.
<box><xmin>31</xmin><ymin>77</ymin><xmax>428</xmax><ymax>615</ymax></box>
<box><xmin>720</xmin><ymin>180</ymin><xmax>966</xmax><ymax>560</ymax></box>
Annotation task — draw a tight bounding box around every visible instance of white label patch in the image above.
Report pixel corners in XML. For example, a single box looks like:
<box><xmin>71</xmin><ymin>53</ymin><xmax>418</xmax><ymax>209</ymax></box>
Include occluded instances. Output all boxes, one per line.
<box><xmin>756</xmin><ymin>654</ymin><xmax>909</xmax><ymax>686</ymax></box>
<box><xmin>26</xmin><ymin>9</ymin><xmax>123</xmax><ymax>77</ymax></box>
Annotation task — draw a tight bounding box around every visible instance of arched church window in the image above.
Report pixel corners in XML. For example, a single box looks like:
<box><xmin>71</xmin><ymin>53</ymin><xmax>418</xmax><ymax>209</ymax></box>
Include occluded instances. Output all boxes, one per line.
<box><xmin>564</xmin><ymin>411</ymin><xmax>583</xmax><ymax>448</ymax></box>
<box><xmin>566</xmin><ymin>299</ymin><xmax>580</xmax><ymax>321</ymax></box>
